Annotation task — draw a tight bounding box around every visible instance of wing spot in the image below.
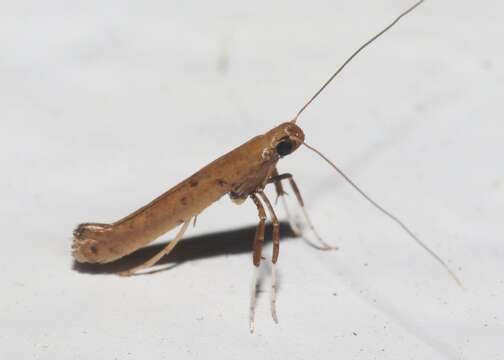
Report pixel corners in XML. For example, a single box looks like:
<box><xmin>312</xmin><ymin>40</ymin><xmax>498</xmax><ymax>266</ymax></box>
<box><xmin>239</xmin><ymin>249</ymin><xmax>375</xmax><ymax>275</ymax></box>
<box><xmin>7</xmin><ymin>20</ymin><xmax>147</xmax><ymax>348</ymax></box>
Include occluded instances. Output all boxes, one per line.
<box><xmin>90</xmin><ymin>245</ymin><xmax>98</xmax><ymax>255</ymax></box>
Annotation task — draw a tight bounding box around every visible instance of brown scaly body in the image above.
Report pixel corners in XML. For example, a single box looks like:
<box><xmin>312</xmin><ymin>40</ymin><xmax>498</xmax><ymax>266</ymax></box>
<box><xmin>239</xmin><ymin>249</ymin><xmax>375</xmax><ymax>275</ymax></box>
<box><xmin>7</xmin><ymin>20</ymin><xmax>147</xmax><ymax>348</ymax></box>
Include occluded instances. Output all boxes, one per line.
<box><xmin>72</xmin><ymin>2</ymin><xmax>461</xmax><ymax>332</ymax></box>
<box><xmin>72</xmin><ymin>122</ymin><xmax>304</xmax><ymax>264</ymax></box>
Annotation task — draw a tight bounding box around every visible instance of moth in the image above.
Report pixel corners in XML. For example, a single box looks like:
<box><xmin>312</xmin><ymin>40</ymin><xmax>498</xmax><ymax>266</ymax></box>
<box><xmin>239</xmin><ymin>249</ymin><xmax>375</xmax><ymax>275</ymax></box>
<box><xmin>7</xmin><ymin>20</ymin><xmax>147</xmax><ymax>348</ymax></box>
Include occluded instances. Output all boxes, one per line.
<box><xmin>72</xmin><ymin>0</ymin><xmax>460</xmax><ymax>332</ymax></box>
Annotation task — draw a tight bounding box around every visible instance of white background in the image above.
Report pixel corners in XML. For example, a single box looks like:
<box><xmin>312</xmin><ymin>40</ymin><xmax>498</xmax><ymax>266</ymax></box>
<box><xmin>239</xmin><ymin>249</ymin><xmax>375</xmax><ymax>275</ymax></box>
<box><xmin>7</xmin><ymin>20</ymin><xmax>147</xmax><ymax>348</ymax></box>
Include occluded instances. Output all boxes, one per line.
<box><xmin>1</xmin><ymin>0</ymin><xmax>503</xmax><ymax>359</ymax></box>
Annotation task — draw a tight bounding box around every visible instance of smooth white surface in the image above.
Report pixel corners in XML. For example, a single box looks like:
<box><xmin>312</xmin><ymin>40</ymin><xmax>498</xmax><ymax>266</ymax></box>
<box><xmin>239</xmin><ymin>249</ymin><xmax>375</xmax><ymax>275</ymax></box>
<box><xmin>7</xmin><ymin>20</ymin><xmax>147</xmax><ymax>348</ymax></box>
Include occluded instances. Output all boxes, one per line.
<box><xmin>1</xmin><ymin>1</ymin><xmax>503</xmax><ymax>359</ymax></box>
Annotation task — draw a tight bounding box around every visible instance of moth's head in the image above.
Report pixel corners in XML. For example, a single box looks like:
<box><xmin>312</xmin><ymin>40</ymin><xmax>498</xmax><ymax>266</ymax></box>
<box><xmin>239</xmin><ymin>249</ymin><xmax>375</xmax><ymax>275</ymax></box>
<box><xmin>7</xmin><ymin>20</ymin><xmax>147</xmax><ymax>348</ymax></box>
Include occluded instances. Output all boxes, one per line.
<box><xmin>264</xmin><ymin>122</ymin><xmax>305</xmax><ymax>159</ymax></box>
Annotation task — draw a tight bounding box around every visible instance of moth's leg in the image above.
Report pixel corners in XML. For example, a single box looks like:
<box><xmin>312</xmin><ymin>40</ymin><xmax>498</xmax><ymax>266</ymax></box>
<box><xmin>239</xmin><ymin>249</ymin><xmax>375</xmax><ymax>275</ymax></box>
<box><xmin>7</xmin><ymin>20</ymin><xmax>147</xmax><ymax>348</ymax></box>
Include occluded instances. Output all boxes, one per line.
<box><xmin>268</xmin><ymin>173</ymin><xmax>337</xmax><ymax>251</ymax></box>
<box><xmin>258</xmin><ymin>191</ymin><xmax>280</xmax><ymax>324</ymax></box>
<box><xmin>249</xmin><ymin>194</ymin><xmax>267</xmax><ymax>333</ymax></box>
<box><xmin>270</xmin><ymin>168</ymin><xmax>286</xmax><ymax>204</ymax></box>
<box><xmin>118</xmin><ymin>219</ymin><xmax>191</xmax><ymax>277</ymax></box>
<box><xmin>288</xmin><ymin>176</ymin><xmax>338</xmax><ymax>250</ymax></box>
<box><xmin>269</xmin><ymin>169</ymin><xmax>302</xmax><ymax>237</ymax></box>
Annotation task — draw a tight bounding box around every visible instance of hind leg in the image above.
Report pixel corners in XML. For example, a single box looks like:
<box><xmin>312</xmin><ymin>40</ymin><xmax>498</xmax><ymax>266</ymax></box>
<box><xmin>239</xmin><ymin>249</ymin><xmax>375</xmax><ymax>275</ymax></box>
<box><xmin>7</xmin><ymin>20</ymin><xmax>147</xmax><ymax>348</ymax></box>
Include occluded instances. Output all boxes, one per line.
<box><xmin>118</xmin><ymin>219</ymin><xmax>191</xmax><ymax>276</ymax></box>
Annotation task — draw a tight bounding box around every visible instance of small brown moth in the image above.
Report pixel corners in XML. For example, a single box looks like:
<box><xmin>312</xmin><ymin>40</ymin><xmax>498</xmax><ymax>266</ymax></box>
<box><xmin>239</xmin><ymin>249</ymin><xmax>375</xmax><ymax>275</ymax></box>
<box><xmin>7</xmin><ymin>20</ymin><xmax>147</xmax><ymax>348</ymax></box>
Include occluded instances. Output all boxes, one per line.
<box><xmin>72</xmin><ymin>0</ymin><xmax>460</xmax><ymax>332</ymax></box>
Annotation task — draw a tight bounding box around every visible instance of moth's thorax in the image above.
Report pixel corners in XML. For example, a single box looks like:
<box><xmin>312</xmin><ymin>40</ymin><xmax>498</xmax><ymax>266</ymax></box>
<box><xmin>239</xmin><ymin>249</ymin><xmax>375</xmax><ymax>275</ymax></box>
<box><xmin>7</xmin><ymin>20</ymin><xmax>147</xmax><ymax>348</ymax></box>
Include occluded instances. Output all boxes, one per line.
<box><xmin>228</xmin><ymin>122</ymin><xmax>305</xmax><ymax>199</ymax></box>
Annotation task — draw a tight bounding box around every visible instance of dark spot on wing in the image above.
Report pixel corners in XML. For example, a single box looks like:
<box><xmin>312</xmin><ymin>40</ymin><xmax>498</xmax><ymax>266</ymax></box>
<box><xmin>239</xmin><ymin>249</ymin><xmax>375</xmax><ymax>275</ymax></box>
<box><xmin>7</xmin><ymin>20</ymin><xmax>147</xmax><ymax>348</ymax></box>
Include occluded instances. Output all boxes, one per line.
<box><xmin>90</xmin><ymin>245</ymin><xmax>98</xmax><ymax>255</ymax></box>
<box><xmin>216</xmin><ymin>179</ymin><xmax>227</xmax><ymax>187</ymax></box>
<box><xmin>189</xmin><ymin>179</ymin><xmax>199</xmax><ymax>187</ymax></box>
<box><xmin>180</xmin><ymin>197</ymin><xmax>188</xmax><ymax>205</ymax></box>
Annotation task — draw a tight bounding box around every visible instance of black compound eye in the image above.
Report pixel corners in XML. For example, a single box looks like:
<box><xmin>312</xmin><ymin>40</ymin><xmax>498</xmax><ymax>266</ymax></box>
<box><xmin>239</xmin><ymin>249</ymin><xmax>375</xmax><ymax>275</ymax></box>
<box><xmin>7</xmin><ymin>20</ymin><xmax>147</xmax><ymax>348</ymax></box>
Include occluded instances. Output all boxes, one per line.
<box><xmin>276</xmin><ymin>139</ymin><xmax>293</xmax><ymax>156</ymax></box>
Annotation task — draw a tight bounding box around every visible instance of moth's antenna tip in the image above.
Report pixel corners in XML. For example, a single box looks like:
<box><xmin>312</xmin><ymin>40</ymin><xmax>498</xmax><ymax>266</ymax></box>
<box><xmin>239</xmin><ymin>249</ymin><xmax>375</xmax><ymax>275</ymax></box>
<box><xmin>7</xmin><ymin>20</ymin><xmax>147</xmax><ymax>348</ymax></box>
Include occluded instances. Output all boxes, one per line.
<box><xmin>293</xmin><ymin>0</ymin><xmax>425</xmax><ymax>120</ymax></box>
<box><xmin>303</xmin><ymin>141</ymin><xmax>464</xmax><ymax>290</ymax></box>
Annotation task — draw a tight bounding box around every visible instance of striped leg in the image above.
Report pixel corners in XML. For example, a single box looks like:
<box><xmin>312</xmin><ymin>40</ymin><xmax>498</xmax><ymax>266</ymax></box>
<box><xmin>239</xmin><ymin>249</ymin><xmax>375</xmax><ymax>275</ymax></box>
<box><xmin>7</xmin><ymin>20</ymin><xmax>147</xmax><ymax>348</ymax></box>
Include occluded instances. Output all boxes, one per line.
<box><xmin>259</xmin><ymin>191</ymin><xmax>280</xmax><ymax>324</ymax></box>
<box><xmin>249</xmin><ymin>194</ymin><xmax>267</xmax><ymax>333</ymax></box>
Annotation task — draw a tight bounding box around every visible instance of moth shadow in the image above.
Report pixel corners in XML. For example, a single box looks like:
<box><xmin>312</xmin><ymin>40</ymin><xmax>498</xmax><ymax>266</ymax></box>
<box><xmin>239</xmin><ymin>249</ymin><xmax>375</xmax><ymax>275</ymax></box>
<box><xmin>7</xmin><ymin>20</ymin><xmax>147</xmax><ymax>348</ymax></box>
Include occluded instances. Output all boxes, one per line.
<box><xmin>73</xmin><ymin>222</ymin><xmax>296</xmax><ymax>274</ymax></box>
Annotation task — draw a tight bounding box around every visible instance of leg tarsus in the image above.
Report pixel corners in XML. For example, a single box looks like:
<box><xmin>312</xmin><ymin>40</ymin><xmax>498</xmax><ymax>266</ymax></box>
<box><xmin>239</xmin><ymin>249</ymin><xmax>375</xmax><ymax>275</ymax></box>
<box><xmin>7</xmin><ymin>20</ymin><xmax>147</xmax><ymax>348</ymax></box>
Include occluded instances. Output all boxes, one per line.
<box><xmin>249</xmin><ymin>194</ymin><xmax>267</xmax><ymax>332</ymax></box>
<box><xmin>270</xmin><ymin>262</ymin><xmax>279</xmax><ymax>324</ymax></box>
<box><xmin>249</xmin><ymin>265</ymin><xmax>260</xmax><ymax>333</ymax></box>
<box><xmin>259</xmin><ymin>191</ymin><xmax>280</xmax><ymax>324</ymax></box>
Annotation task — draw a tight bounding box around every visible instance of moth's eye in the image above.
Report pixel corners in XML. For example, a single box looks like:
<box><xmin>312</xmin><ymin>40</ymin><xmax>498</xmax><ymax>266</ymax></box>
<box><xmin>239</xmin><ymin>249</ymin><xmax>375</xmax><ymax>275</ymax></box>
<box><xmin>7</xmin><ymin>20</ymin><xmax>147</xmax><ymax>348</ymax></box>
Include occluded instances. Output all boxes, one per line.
<box><xmin>276</xmin><ymin>139</ymin><xmax>293</xmax><ymax>156</ymax></box>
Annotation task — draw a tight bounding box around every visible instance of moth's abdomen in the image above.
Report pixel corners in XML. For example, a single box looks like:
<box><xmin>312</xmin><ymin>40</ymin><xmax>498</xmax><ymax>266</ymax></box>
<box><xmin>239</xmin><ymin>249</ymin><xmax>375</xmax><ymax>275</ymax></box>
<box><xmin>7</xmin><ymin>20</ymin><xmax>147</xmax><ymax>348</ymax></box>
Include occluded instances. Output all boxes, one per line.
<box><xmin>72</xmin><ymin>223</ymin><xmax>116</xmax><ymax>263</ymax></box>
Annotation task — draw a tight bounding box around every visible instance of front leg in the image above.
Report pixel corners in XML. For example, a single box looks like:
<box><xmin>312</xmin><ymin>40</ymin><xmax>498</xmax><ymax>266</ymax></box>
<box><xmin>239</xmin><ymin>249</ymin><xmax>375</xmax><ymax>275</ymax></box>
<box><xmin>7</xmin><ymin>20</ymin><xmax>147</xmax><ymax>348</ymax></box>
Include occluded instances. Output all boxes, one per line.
<box><xmin>258</xmin><ymin>191</ymin><xmax>280</xmax><ymax>324</ymax></box>
<box><xmin>268</xmin><ymin>169</ymin><xmax>302</xmax><ymax>237</ymax></box>
<box><xmin>249</xmin><ymin>194</ymin><xmax>266</xmax><ymax>333</ymax></box>
<box><xmin>268</xmin><ymin>172</ymin><xmax>337</xmax><ymax>251</ymax></box>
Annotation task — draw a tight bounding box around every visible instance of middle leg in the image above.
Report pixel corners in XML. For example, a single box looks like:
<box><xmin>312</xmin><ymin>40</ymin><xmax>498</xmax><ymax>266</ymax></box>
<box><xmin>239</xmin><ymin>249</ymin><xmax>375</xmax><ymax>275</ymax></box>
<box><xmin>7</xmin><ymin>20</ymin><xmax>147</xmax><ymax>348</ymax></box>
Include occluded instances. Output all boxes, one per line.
<box><xmin>118</xmin><ymin>218</ymin><xmax>191</xmax><ymax>276</ymax></box>
<box><xmin>258</xmin><ymin>191</ymin><xmax>280</xmax><ymax>324</ymax></box>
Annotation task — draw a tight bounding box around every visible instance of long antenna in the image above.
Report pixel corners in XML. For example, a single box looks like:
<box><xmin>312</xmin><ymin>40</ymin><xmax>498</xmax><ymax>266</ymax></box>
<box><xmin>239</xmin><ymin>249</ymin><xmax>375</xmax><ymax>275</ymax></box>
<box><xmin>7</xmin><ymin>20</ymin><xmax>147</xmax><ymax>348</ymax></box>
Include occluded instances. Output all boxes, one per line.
<box><xmin>293</xmin><ymin>0</ymin><xmax>425</xmax><ymax>122</ymax></box>
<box><xmin>303</xmin><ymin>142</ymin><xmax>463</xmax><ymax>288</ymax></box>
